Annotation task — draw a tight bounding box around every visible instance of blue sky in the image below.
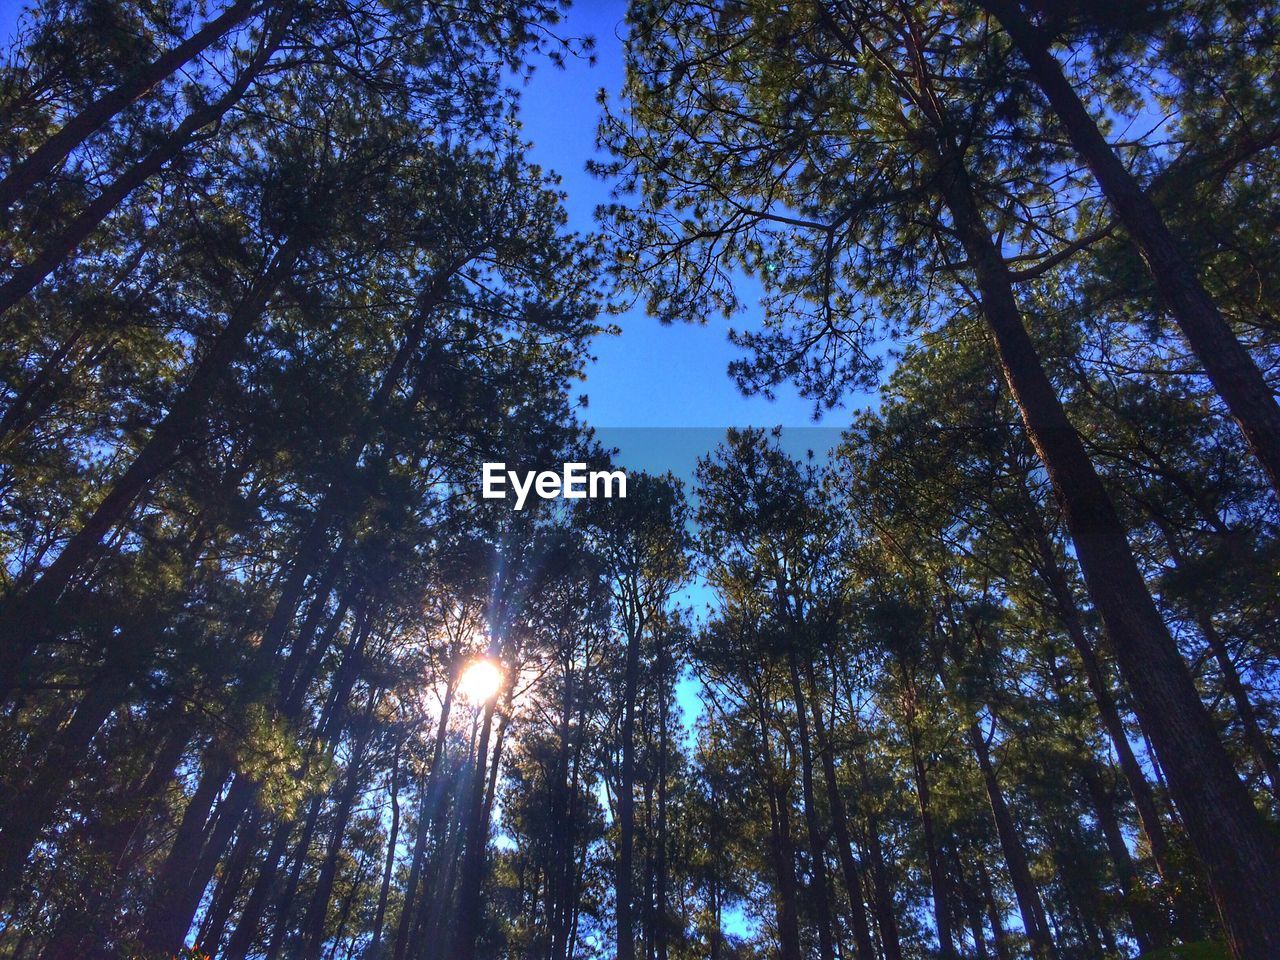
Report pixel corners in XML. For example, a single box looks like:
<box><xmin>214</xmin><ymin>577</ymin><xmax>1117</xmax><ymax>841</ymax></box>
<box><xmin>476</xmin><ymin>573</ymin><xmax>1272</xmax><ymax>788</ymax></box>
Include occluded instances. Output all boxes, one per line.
<box><xmin>517</xmin><ymin>0</ymin><xmax>834</xmax><ymax>433</ymax></box>
<box><xmin>0</xmin><ymin>0</ymin><xmax>829</xmax><ymax>938</ymax></box>
<box><xmin>0</xmin><ymin>0</ymin><xmax>862</xmax><ymax>448</ymax></box>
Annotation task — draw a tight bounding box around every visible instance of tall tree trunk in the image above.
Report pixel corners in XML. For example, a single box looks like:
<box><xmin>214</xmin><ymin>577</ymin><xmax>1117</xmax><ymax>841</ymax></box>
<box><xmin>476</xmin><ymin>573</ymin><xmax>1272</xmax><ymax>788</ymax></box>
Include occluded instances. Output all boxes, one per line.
<box><xmin>217</xmin><ymin>607</ymin><xmax>358</xmax><ymax>959</ymax></box>
<box><xmin>906</xmin><ymin>722</ymin><xmax>957</xmax><ymax>960</ymax></box>
<box><xmin>452</xmin><ymin>695</ymin><xmax>499</xmax><ymax>960</ymax></box>
<box><xmin>371</xmin><ymin>739</ymin><xmax>404</xmax><ymax>950</ymax></box>
<box><xmin>393</xmin><ymin>678</ymin><xmax>456</xmax><ymax>960</ymax></box>
<box><xmin>767</xmin><ymin>778</ymin><xmax>803</xmax><ymax>960</ymax></box>
<box><xmin>758</xmin><ymin>703</ymin><xmax>802</xmax><ymax>960</ymax></box>
<box><xmin>327</xmin><ymin>848</ymin><xmax>371</xmax><ymax>960</ymax></box>
<box><xmin>950</xmin><ymin>845</ymin><xmax>990</xmax><ymax>960</ymax></box>
<box><xmin>299</xmin><ymin>694</ymin><xmax>379</xmax><ymax>958</ymax></box>
<box><xmin>1019</xmin><ymin>479</ymin><xmax>1175</xmax><ymax>878</ymax></box>
<box><xmin>0</xmin><ymin>637</ymin><xmax>144</xmax><ymax>904</ymax></box>
<box><xmin>546</xmin><ymin>660</ymin><xmax>578</xmax><ymax>960</ymax></box>
<box><xmin>0</xmin><ymin>236</ymin><xmax>300</xmax><ymax>694</ymax></box>
<box><xmin>615</xmin><ymin>616</ymin><xmax>644</xmax><ymax>960</ymax></box>
<box><xmin>976</xmin><ymin>856</ymin><xmax>1013</xmax><ymax>960</ymax></box>
<box><xmin>1156</xmin><ymin>525</ymin><xmax>1280</xmax><ymax>803</ymax></box>
<box><xmin>804</xmin><ymin>656</ymin><xmax>878</xmax><ymax>960</ymax></box>
<box><xmin>196</xmin><ymin>810</ymin><xmax>261</xmax><ymax>952</ymax></box>
<box><xmin>785</xmin><ymin>650</ymin><xmax>836</xmax><ymax>960</ymax></box>
<box><xmin>0</xmin><ymin>0</ymin><xmax>261</xmax><ymax>213</ymax></box>
<box><xmin>967</xmin><ymin>720</ymin><xmax>1054</xmax><ymax>960</ymax></box>
<box><xmin>980</xmin><ymin>0</ymin><xmax>1280</xmax><ymax>502</ymax></box>
<box><xmin>655</xmin><ymin>646</ymin><xmax>670</xmax><ymax>960</ymax></box>
<box><xmin>853</xmin><ymin>751</ymin><xmax>904</xmax><ymax>960</ymax></box>
<box><xmin>147</xmin><ymin>604</ymin><xmax>367</xmax><ymax>955</ymax></box>
<box><xmin>135</xmin><ymin>751</ymin><xmax>236</xmax><ymax>953</ymax></box>
<box><xmin>262</xmin><ymin>792</ymin><xmax>326</xmax><ymax>960</ymax></box>
<box><xmin>0</xmin><ymin>12</ymin><xmax>291</xmax><ymax>319</ymax></box>
<box><xmin>144</xmin><ymin>771</ymin><xmax>260</xmax><ymax>954</ymax></box>
<box><xmin>43</xmin><ymin>710</ymin><xmax>194</xmax><ymax>953</ymax></box>
<box><xmin>933</xmin><ymin>135</ymin><xmax>1280</xmax><ymax>959</ymax></box>
<box><xmin>221</xmin><ymin>813</ymin><xmax>296</xmax><ymax>960</ymax></box>
<box><xmin>1198</xmin><ymin>611</ymin><xmax>1280</xmax><ymax>803</ymax></box>
<box><xmin>1078</xmin><ymin>755</ymin><xmax>1159</xmax><ymax>951</ymax></box>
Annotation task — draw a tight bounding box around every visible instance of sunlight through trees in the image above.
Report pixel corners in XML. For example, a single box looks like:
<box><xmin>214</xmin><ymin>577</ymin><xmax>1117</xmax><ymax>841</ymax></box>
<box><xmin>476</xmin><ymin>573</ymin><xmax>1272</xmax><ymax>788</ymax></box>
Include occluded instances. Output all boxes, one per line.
<box><xmin>0</xmin><ymin>2</ymin><xmax>1277</xmax><ymax>959</ymax></box>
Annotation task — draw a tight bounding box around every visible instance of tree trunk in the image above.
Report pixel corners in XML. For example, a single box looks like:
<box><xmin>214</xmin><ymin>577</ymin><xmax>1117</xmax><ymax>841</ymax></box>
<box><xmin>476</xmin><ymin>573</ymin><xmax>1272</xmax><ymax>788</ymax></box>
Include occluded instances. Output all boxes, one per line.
<box><xmin>1157</xmin><ymin>526</ymin><xmax>1280</xmax><ymax>803</ymax></box>
<box><xmin>371</xmin><ymin>739</ymin><xmax>404</xmax><ymax>950</ymax></box>
<box><xmin>0</xmin><ymin>0</ymin><xmax>261</xmax><ymax>213</ymax></box>
<box><xmin>976</xmin><ymin>856</ymin><xmax>1013</xmax><ymax>960</ymax></box>
<box><xmin>43</xmin><ymin>710</ymin><xmax>194</xmax><ymax>954</ymax></box>
<box><xmin>935</xmin><ymin>135</ymin><xmax>1280</xmax><ymax>959</ymax></box>
<box><xmin>615</xmin><ymin>617</ymin><xmax>644</xmax><ymax>960</ymax></box>
<box><xmin>0</xmin><ymin>11</ymin><xmax>289</xmax><ymax>319</ymax></box>
<box><xmin>0</xmin><ymin>235</ymin><xmax>300</xmax><ymax>694</ymax></box>
<box><xmin>785</xmin><ymin>650</ymin><xmax>836</xmax><ymax>960</ymax></box>
<box><xmin>907</xmin><ymin>724</ymin><xmax>956</xmax><ymax>960</ymax></box>
<box><xmin>1078</xmin><ymin>755</ymin><xmax>1159</xmax><ymax>951</ymax></box>
<box><xmin>853</xmin><ymin>752</ymin><xmax>903</xmax><ymax>960</ymax></box>
<box><xmin>452</xmin><ymin>696</ymin><xmax>499</xmax><ymax>960</ymax></box>
<box><xmin>262</xmin><ymin>792</ymin><xmax>326</xmax><ymax>960</ymax></box>
<box><xmin>0</xmin><ymin>641</ymin><xmax>142</xmax><ymax>904</ymax></box>
<box><xmin>655</xmin><ymin>645</ymin><xmax>670</xmax><ymax>960</ymax></box>
<box><xmin>967</xmin><ymin>720</ymin><xmax>1054</xmax><ymax>960</ymax></box>
<box><xmin>804</xmin><ymin>656</ymin><xmax>878</xmax><ymax>960</ymax></box>
<box><xmin>1019</xmin><ymin>480</ymin><xmax>1175</xmax><ymax>878</ymax></box>
<box><xmin>299</xmin><ymin>694</ymin><xmax>379</xmax><ymax>958</ymax></box>
<box><xmin>393</xmin><ymin>678</ymin><xmax>456</xmax><ymax>960</ymax></box>
<box><xmin>221</xmin><ymin>813</ymin><xmax>295</xmax><ymax>960</ymax></box>
<box><xmin>759</xmin><ymin>702</ymin><xmax>802</xmax><ymax>960</ymax></box>
<box><xmin>980</xmin><ymin>0</ymin><xmax>1280</xmax><ymax>504</ymax></box>
<box><xmin>196</xmin><ymin>811</ymin><xmax>262</xmax><ymax>954</ymax></box>
<box><xmin>949</xmin><ymin>844</ymin><xmax>990</xmax><ymax>960</ymax></box>
<box><xmin>138</xmin><ymin>753</ymin><xmax>239</xmax><ymax>953</ymax></box>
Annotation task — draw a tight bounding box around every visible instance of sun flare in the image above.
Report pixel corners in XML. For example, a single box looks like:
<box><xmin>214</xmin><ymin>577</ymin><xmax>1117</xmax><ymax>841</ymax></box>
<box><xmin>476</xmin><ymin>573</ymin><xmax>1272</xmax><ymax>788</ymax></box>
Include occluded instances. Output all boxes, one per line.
<box><xmin>457</xmin><ymin>657</ymin><xmax>503</xmax><ymax>705</ymax></box>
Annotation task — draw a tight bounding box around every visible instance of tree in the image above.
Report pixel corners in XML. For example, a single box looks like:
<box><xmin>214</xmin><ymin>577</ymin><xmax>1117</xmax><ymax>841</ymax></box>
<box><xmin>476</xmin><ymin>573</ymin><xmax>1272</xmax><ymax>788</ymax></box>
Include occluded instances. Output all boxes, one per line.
<box><xmin>598</xmin><ymin>3</ymin><xmax>1280</xmax><ymax>953</ymax></box>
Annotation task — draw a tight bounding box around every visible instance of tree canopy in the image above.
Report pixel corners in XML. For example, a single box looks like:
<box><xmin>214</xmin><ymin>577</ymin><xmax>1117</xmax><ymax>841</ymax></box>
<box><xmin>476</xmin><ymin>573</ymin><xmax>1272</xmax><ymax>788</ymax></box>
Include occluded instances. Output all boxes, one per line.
<box><xmin>0</xmin><ymin>2</ymin><xmax>1276</xmax><ymax>960</ymax></box>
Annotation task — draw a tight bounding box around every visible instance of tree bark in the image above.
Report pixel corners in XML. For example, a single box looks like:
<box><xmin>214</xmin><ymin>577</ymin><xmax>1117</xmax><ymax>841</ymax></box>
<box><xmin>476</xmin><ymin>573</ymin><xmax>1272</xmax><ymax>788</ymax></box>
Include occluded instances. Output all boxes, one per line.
<box><xmin>949</xmin><ymin>844</ymin><xmax>990</xmax><ymax>960</ymax></box>
<box><xmin>0</xmin><ymin>12</ymin><xmax>289</xmax><ymax>320</ymax></box>
<box><xmin>758</xmin><ymin>700</ymin><xmax>802</xmax><ymax>960</ymax></box>
<box><xmin>1078</xmin><ymin>754</ymin><xmax>1159</xmax><ymax>951</ymax></box>
<box><xmin>849</xmin><ymin>742</ymin><xmax>904</xmax><ymax>960</ymax></box>
<box><xmin>614</xmin><ymin>613</ymin><xmax>644</xmax><ymax>960</ymax></box>
<box><xmin>906</xmin><ymin>721</ymin><xmax>956</xmax><ymax>960</ymax></box>
<box><xmin>1157</xmin><ymin>526</ymin><xmax>1280</xmax><ymax>803</ymax></box>
<box><xmin>976</xmin><ymin>856</ymin><xmax>1013</xmax><ymax>960</ymax></box>
<box><xmin>785</xmin><ymin>649</ymin><xmax>836</xmax><ymax>960</ymax></box>
<box><xmin>0</xmin><ymin>0</ymin><xmax>262</xmax><ymax>214</ymax></box>
<box><xmin>935</xmin><ymin>136</ymin><xmax>1280</xmax><ymax>958</ymax></box>
<box><xmin>1019</xmin><ymin>479</ymin><xmax>1175</xmax><ymax>879</ymax></box>
<box><xmin>804</xmin><ymin>656</ymin><xmax>878</xmax><ymax>960</ymax></box>
<box><xmin>980</xmin><ymin>0</ymin><xmax>1280</xmax><ymax>504</ymax></box>
<box><xmin>452</xmin><ymin>696</ymin><xmax>499</xmax><ymax>960</ymax></box>
<box><xmin>196</xmin><ymin>811</ymin><xmax>262</xmax><ymax>953</ymax></box>
<box><xmin>299</xmin><ymin>694</ymin><xmax>379</xmax><ymax>958</ymax></box>
<box><xmin>655</xmin><ymin>643</ymin><xmax>671</xmax><ymax>960</ymax></box>
<box><xmin>221</xmin><ymin>813</ymin><xmax>295</xmax><ymax>960</ymax></box>
<box><xmin>0</xmin><ymin>236</ymin><xmax>300</xmax><ymax>693</ymax></box>
<box><xmin>967</xmin><ymin>720</ymin><xmax>1054</xmax><ymax>960</ymax></box>
<box><xmin>371</xmin><ymin>739</ymin><xmax>404</xmax><ymax>950</ymax></box>
<box><xmin>393</xmin><ymin>678</ymin><xmax>456</xmax><ymax>960</ymax></box>
<box><xmin>0</xmin><ymin>637</ymin><xmax>145</xmax><ymax>904</ymax></box>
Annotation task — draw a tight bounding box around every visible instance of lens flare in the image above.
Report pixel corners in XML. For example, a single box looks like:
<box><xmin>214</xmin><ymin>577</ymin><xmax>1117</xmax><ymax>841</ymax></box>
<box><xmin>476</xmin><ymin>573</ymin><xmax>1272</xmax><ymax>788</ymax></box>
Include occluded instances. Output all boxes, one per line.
<box><xmin>457</xmin><ymin>657</ymin><xmax>503</xmax><ymax>704</ymax></box>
